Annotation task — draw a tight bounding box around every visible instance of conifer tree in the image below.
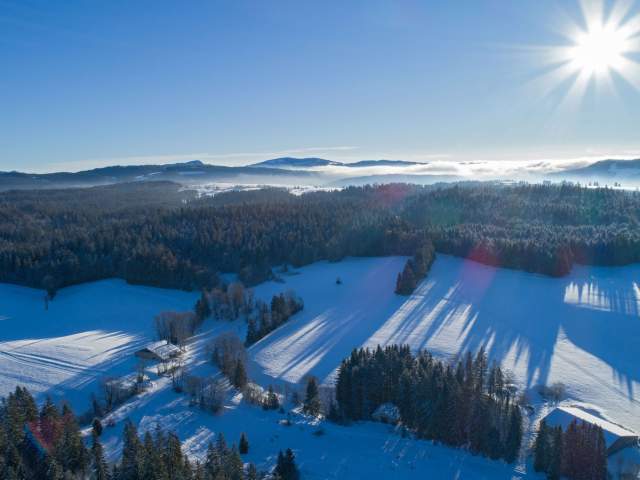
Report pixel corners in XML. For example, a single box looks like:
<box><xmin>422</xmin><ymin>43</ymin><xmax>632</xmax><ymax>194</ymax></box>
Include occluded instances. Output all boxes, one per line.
<box><xmin>303</xmin><ymin>377</ymin><xmax>322</xmax><ymax>416</ymax></box>
<box><xmin>239</xmin><ymin>433</ymin><xmax>249</xmax><ymax>455</ymax></box>
<box><xmin>120</xmin><ymin>420</ymin><xmax>142</xmax><ymax>480</ymax></box>
<box><xmin>141</xmin><ymin>430</ymin><xmax>168</xmax><ymax>480</ymax></box>
<box><xmin>233</xmin><ymin>359</ymin><xmax>248</xmax><ymax>390</ymax></box>
<box><xmin>246</xmin><ymin>463</ymin><xmax>258</xmax><ymax>480</ymax></box>
<box><xmin>91</xmin><ymin>434</ymin><xmax>110</xmax><ymax>480</ymax></box>
<box><xmin>533</xmin><ymin>420</ymin><xmax>549</xmax><ymax>473</ymax></box>
<box><xmin>44</xmin><ymin>455</ymin><xmax>63</xmax><ymax>480</ymax></box>
<box><xmin>93</xmin><ymin>417</ymin><xmax>104</xmax><ymax>437</ymax></box>
<box><xmin>504</xmin><ymin>406</ymin><xmax>522</xmax><ymax>463</ymax></box>
<box><xmin>274</xmin><ymin>449</ymin><xmax>299</xmax><ymax>480</ymax></box>
<box><xmin>263</xmin><ymin>386</ymin><xmax>279</xmax><ymax>410</ymax></box>
<box><xmin>548</xmin><ymin>427</ymin><xmax>562</xmax><ymax>480</ymax></box>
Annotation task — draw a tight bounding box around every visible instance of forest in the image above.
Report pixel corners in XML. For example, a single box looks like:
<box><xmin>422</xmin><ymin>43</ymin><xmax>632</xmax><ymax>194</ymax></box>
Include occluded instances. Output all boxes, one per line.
<box><xmin>534</xmin><ymin>419</ymin><xmax>607</xmax><ymax>480</ymax></box>
<box><xmin>0</xmin><ymin>386</ymin><xmax>299</xmax><ymax>480</ymax></box>
<box><xmin>2</xmin><ymin>181</ymin><xmax>640</xmax><ymax>294</ymax></box>
<box><xmin>333</xmin><ymin>345</ymin><xmax>522</xmax><ymax>463</ymax></box>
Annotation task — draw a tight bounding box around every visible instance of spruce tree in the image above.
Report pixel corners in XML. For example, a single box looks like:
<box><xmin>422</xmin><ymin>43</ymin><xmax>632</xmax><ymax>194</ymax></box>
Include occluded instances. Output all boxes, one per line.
<box><xmin>164</xmin><ymin>432</ymin><xmax>184</xmax><ymax>480</ymax></box>
<box><xmin>120</xmin><ymin>420</ymin><xmax>142</xmax><ymax>480</ymax></box>
<box><xmin>263</xmin><ymin>386</ymin><xmax>279</xmax><ymax>410</ymax></box>
<box><xmin>533</xmin><ymin>420</ymin><xmax>549</xmax><ymax>473</ymax></box>
<box><xmin>504</xmin><ymin>406</ymin><xmax>522</xmax><ymax>463</ymax></box>
<box><xmin>239</xmin><ymin>433</ymin><xmax>249</xmax><ymax>454</ymax></box>
<box><xmin>246</xmin><ymin>463</ymin><xmax>258</xmax><ymax>480</ymax></box>
<box><xmin>233</xmin><ymin>359</ymin><xmax>248</xmax><ymax>390</ymax></box>
<box><xmin>44</xmin><ymin>455</ymin><xmax>63</xmax><ymax>480</ymax></box>
<box><xmin>93</xmin><ymin>418</ymin><xmax>104</xmax><ymax>437</ymax></box>
<box><xmin>548</xmin><ymin>427</ymin><xmax>563</xmax><ymax>480</ymax></box>
<box><xmin>91</xmin><ymin>434</ymin><xmax>110</xmax><ymax>480</ymax></box>
<box><xmin>303</xmin><ymin>377</ymin><xmax>322</xmax><ymax>416</ymax></box>
<box><xmin>274</xmin><ymin>448</ymin><xmax>299</xmax><ymax>480</ymax></box>
<box><xmin>141</xmin><ymin>430</ymin><xmax>168</xmax><ymax>480</ymax></box>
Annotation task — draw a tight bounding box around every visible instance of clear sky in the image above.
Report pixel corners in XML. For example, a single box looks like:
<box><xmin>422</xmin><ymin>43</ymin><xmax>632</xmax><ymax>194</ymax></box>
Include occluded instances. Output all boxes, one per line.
<box><xmin>1</xmin><ymin>0</ymin><xmax>640</xmax><ymax>172</ymax></box>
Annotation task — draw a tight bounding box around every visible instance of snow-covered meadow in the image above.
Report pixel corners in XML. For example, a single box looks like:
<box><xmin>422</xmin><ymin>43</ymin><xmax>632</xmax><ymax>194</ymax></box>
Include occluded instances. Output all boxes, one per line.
<box><xmin>2</xmin><ymin>254</ymin><xmax>640</xmax><ymax>477</ymax></box>
<box><xmin>0</xmin><ymin>280</ymin><xmax>198</xmax><ymax>409</ymax></box>
<box><xmin>250</xmin><ymin>255</ymin><xmax>640</xmax><ymax>434</ymax></box>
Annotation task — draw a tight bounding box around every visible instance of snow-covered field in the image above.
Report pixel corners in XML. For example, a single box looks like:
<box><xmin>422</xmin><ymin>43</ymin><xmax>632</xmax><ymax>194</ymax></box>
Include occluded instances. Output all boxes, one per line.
<box><xmin>250</xmin><ymin>256</ymin><xmax>640</xmax><ymax>434</ymax></box>
<box><xmin>0</xmin><ymin>280</ymin><xmax>197</xmax><ymax>409</ymax></box>
<box><xmin>2</xmin><ymin>254</ymin><xmax>640</xmax><ymax>477</ymax></box>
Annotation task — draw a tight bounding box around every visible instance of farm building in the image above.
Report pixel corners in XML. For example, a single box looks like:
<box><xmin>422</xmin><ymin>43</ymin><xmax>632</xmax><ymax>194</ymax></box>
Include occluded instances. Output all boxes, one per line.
<box><xmin>543</xmin><ymin>406</ymin><xmax>639</xmax><ymax>456</ymax></box>
<box><xmin>135</xmin><ymin>340</ymin><xmax>181</xmax><ymax>362</ymax></box>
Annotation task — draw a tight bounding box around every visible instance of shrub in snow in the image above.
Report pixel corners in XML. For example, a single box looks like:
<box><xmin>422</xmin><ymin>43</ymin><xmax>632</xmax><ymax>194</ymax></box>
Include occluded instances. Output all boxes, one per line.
<box><xmin>537</xmin><ymin>382</ymin><xmax>566</xmax><ymax>402</ymax></box>
<box><xmin>372</xmin><ymin>403</ymin><xmax>401</xmax><ymax>425</ymax></box>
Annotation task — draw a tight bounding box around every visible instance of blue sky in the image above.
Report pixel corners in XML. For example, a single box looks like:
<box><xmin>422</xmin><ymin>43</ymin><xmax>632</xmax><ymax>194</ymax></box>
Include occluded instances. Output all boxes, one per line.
<box><xmin>1</xmin><ymin>0</ymin><xmax>640</xmax><ymax>172</ymax></box>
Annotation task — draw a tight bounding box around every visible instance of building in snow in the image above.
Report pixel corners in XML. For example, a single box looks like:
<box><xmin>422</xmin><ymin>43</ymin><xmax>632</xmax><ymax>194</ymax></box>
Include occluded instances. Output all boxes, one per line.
<box><xmin>543</xmin><ymin>406</ymin><xmax>639</xmax><ymax>456</ymax></box>
<box><xmin>135</xmin><ymin>340</ymin><xmax>181</xmax><ymax>362</ymax></box>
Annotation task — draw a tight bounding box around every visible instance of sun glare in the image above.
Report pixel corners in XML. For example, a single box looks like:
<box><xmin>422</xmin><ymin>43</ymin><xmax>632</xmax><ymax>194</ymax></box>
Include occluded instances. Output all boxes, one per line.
<box><xmin>531</xmin><ymin>0</ymin><xmax>640</xmax><ymax>104</ymax></box>
<box><xmin>571</xmin><ymin>25</ymin><xmax>627</xmax><ymax>75</ymax></box>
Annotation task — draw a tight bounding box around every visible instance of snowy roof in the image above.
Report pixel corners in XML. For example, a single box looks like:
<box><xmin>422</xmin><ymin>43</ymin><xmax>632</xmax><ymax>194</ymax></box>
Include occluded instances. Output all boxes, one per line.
<box><xmin>544</xmin><ymin>406</ymin><xmax>638</xmax><ymax>449</ymax></box>
<box><xmin>141</xmin><ymin>340</ymin><xmax>181</xmax><ymax>360</ymax></box>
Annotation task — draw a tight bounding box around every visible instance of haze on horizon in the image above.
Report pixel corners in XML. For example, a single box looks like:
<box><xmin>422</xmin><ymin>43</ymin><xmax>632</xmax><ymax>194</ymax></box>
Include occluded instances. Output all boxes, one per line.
<box><xmin>2</xmin><ymin>0</ymin><xmax>640</xmax><ymax>173</ymax></box>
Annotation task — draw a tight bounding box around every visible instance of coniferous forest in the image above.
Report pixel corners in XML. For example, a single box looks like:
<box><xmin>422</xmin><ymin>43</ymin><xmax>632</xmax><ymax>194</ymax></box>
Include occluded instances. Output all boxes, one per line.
<box><xmin>334</xmin><ymin>345</ymin><xmax>523</xmax><ymax>463</ymax></box>
<box><xmin>534</xmin><ymin>419</ymin><xmax>607</xmax><ymax>480</ymax></box>
<box><xmin>0</xmin><ymin>386</ymin><xmax>298</xmax><ymax>480</ymax></box>
<box><xmin>2</xmin><ymin>181</ymin><xmax>640</xmax><ymax>295</ymax></box>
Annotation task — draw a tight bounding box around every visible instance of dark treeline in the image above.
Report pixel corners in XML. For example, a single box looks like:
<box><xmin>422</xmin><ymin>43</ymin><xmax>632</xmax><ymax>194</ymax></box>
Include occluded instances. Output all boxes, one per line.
<box><xmin>3</xmin><ymin>181</ymin><xmax>640</xmax><ymax>294</ymax></box>
<box><xmin>0</xmin><ymin>386</ymin><xmax>298</xmax><ymax>480</ymax></box>
<box><xmin>246</xmin><ymin>291</ymin><xmax>304</xmax><ymax>345</ymax></box>
<box><xmin>334</xmin><ymin>345</ymin><xmax>522</xmax><ymax>463</ymax></box>
<box><xmin>395</xmin><ymin>242</ymin><xmax>436</xmax><ymax>295</ymax></box>
<box><xmin>534</xmin><ymin>419</ymin><xmax>607</xmax><ymax>480</ymax></box>
<box><xmin>403</xmin><ymin>183</ymin><xmax>640</xmax><ymax>276</ymax></box>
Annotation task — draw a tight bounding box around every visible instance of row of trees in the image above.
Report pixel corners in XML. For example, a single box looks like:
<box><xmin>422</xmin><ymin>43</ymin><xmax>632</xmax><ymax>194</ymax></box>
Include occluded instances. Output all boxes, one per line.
<box><xmin>210</xmin><ymin>332</ymin><xmax>249</xmax><ymax>390</ymax></box>
<box><xmin>246</xmin><ymin>292</ymin><xmax>304</xmax><ymax>345</ymax></box>
<box><xmin>0</xmin><ymin>386</ymin><xmax>300</xmax><ymax>480</ymax></box>
<box><xmin>155</xmin><ymin>311</ymin><xmax>201</xmax><ymax>347</ymax></box>
<box><xmin>334</xmin><ymin>345</ymin><xmax>522</xmax><ymax>463</ymax></box>
<box><xmin>395</xmin><ymin>241</ymin><xmax>436</xmax><ymax>295</ymax></box>
<box><xmin>534</xmin><ymin>419</ymin><xmax>607</xmax><ymax>480</ymax></box>
<box><xmin>195</xmin><ymin>283</ymin><xmax>255</xmax><ymax>323</ymax></box>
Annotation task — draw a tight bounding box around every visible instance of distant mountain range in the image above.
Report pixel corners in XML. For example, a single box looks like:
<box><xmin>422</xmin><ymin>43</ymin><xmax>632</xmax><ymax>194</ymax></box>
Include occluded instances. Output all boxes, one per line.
<box><xmin>0</xmin><ymin>160</ymin><xmax>313</xmax><ymax>191</ymax></box>
<box><xmin>2</xmin><ymin>157</ymin><xmax>639</xmax><ymax>191</ymax></box>
<box><xmin>249</xmin><ymin>157</ymin><xmax>421</xmax><ymax>169</ymax></box>
<box><xmin>0</xmin><ymin>158</ymin><xmax>426</xmax><ymax>191</ymax></box>
<box><xmin>550</xmin><ymin>158</ymin><xmax>640</xmax><ymax>181</ymax></box>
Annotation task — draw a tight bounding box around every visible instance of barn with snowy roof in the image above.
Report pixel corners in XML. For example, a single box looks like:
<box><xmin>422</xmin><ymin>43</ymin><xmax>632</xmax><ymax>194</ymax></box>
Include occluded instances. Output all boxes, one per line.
<box><xmin>543</xmin><ymin>406</ymin><xmax>639</xmax><ymax>456</ymax></box>
<box><xmin>135</xmin><ymin>340</ymin><xmax>181</xmax><ymax>362</ymax></box>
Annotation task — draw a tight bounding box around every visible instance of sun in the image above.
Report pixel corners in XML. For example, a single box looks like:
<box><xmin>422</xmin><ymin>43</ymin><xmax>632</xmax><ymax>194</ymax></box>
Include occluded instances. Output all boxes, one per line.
<box><xmin>570</xmin><ymin>24</ymin><xmax>628</xmax><ymax>75</ymax></box>
<box><xmin>529</xmin><ymin>0</ymin><xmax>640</xmax><ymax>103</ymax></box>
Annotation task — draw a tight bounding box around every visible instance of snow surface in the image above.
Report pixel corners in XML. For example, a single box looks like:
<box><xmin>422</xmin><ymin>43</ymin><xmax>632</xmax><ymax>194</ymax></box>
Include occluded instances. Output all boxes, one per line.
<box><xmin>3</xmin><ymin>254</ymin><xmax>640</xmax><ymax>477</ymax></box>
<box><xmin>0</xmin><ymin>280</ymin><xmax>197</xmax><ymax>408</ymax></box>
<box><xmin>249</xmin><ymin>256</ymin><xmax>640</xmax><ymax>434</ymax></box>
<box><xmin>543</xmin><ymin>406</ymin><xmax>637</xmax><ymax>448</ymax></box>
